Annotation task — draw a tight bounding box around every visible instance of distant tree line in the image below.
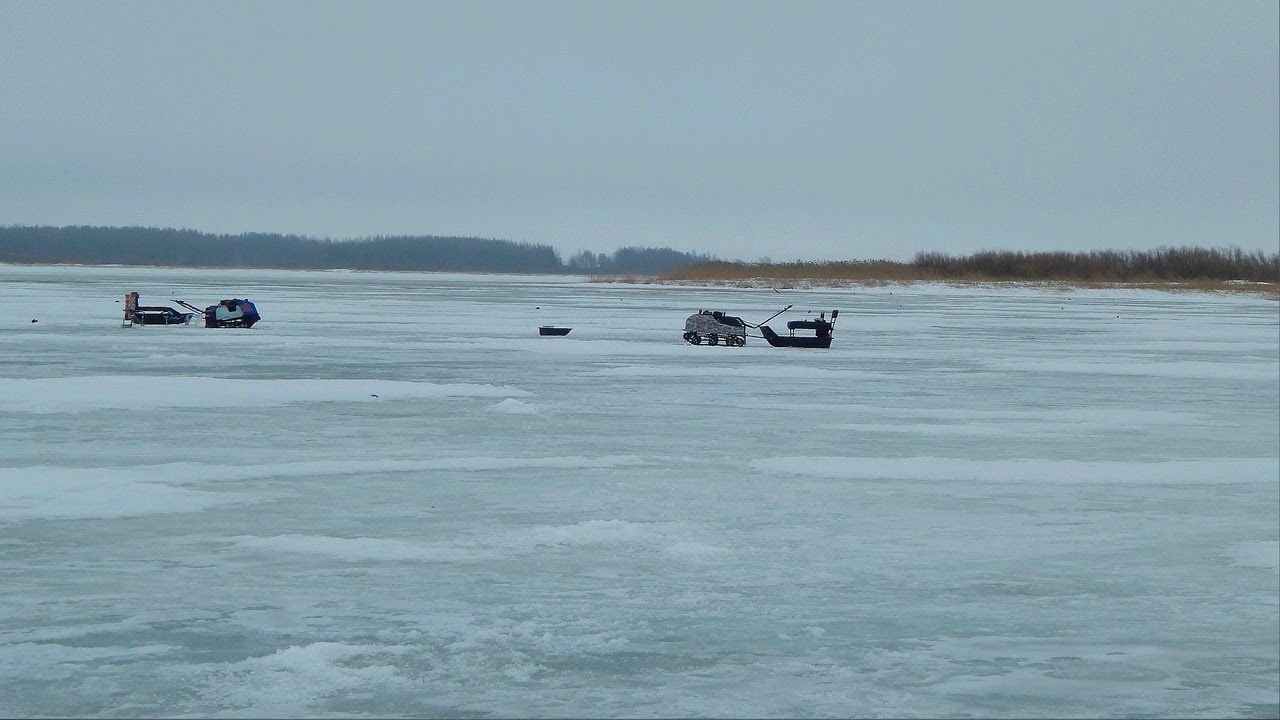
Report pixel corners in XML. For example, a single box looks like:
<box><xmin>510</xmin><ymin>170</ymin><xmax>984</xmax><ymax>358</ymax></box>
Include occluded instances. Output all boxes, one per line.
<box><xmin>663</xmin><ymin>247</ymin><xmax>1279</xmax><ymax>284</ymax></box>
<box><xmin>5</xmin><ymin>227</ymin><xmax>1273</xmax><ymax>283</ymax></box>
<box><xmin>564</xmin><ymin>246</ymin><xmax>717</xmax><ymax>275</ymax></box>
<box><xmin>0</xmin><ymin>225</ymin><xmax>712</xmax><ymax>275</ymax></box>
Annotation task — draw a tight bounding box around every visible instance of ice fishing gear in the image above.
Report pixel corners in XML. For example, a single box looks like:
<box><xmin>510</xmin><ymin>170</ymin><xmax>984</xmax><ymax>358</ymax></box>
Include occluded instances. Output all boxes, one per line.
<box><xmin>120</xmin><ymin>292</ymin><xmax>193</xmax><ymax>326</ymax></box>
<box><xmin>175</xmin><ymin>298</ymin><xmax>260</xmax><ymax>328</ymax></box>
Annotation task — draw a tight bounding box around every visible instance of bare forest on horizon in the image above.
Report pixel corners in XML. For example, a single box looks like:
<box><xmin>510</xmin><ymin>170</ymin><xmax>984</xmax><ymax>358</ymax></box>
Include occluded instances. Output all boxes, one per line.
<box><xmin>0</xmin><ymin>225</ymin><xmax>712</xmax><ymax>275</ymax></box>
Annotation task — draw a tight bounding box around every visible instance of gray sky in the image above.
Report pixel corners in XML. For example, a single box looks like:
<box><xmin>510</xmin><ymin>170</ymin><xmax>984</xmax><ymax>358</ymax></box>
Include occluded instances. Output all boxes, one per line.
<box><xmin>2</xmin><ymin>1</ymin><xmax>1276</xmax><ymax>262</ymax></box>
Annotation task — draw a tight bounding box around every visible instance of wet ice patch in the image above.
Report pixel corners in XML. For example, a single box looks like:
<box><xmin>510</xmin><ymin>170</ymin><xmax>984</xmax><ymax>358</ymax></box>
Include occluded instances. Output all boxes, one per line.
<box><xmin>489</xmin><ymin>398</ymin><xmax>537</xmax><ymax>415</ymax></box>
<box><xmin>0</xmin><ymin>467</ymin><xmax>251</xmax><ymax>522</ymax></box>
<box><xmin>821</xmin><ymin>406</ymin><xmax>1209</xmax><ymax>435</ymax></box>
<box><xmin>228</xmin><ymin>534</ymin><xmax>488</xmax><ymax>563</ymax></box>
<box><xmin>1226</xmin><ymin>541</ymin><xmax>1280</xmax><ymax>573</ymax></box>
<box><xmin>593</xmin><ymin>364</ymin><xmax>894</xmax><ymax>381</ymax></box>
<box><xmin>512</xmin><ymin>519</ymin><xmax>664</xmax><ymax>547</ymax></box>
<box><xmin>981</xmin><ymin>358</ymin><xmax>1278</xmax><ymax>382</ymax></box>
<box><xmin>143</xmin><ymin>353</ymin><xmax>210</xmax><ymax>362</ymax></box>
<box><xmin>495</xmin><ymin>519</ymin><xmax>728</xmax><ymax>561</ymax></box>
<box><xmin>0</xmin><ymin>376</ymin><xmax>530</xmax><ymax>413</ymax></box>
<box><xmin>229</xmin><ymin>520</ymin><xmax>726</xmax><ymax>566</ymax></box>
<box><xmin>0</xmin><ymin>457</ymin><xmax>645</xmax><ymax>523</ymax></box>
<box><xmin>199</xmin><ymin>642</ymin><xmax>407</xmax><ymax>715</ymax></box>
<box><xmin>1</xmin><ymin>456</ymin><xmax>646</xmax><ymax>488</ymax></box>
<box><xmin>0</xmin><ymin>642</ymin><xmax>180</xmax><ymax>682</ymax></box>
<box><xmin>749</xmin><ymin>457</ymin><xmax>1279</xmax><ymax>486</ymax></box>
<box><xmin>663</xmin><ymin>540</ymin><xmax>730</xmax><ymax>561</ymax></box>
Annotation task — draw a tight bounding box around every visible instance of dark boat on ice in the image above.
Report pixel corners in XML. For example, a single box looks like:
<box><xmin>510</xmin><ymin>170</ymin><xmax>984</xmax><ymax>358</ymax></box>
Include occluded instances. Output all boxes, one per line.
<box><xmin>175</xmin><ymin>298</ymin><xmax>261</xmax><ymax>328</ymax></box>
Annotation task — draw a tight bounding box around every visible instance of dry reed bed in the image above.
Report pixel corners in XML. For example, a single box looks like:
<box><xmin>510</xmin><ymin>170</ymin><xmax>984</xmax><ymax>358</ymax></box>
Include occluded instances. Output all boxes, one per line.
<box><xmin>625</xmin><ymin>250</ymin><xmax>1280</xmax><ymax>298</ymax></box>
<box><xmin>590</xmin><ymin>267</ymin><xmax>1278</xmax><ymax>300</ymax></box>
<box><xmin>594</xmin><ymin>274</ymin><xmax>1278</xmax><ymax>298</ymax></box>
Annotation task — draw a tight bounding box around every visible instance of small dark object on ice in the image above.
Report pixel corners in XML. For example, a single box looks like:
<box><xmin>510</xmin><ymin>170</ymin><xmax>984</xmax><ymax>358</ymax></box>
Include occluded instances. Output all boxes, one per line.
<box><xmin>31</xmin><ymin>319</ymin><xmax>37</xmax><ymax>323</ymax></box>
<box><xmin>370</xmin><ymin>394</ymin><xmax>379</xmax><ymax>398</ymax></box>
<box><xmin>539</xmin><ymin>326</ymin><xmax>571</xmax><ymax>336</ymax></box>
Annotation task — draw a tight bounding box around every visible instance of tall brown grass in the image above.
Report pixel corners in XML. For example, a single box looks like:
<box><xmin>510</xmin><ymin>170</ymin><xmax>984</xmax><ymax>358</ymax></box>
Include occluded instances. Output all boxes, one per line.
<box><xmin>655</xmin><ymin>247</ymin><xmax>1278</xmax><ymax>294</ymax></box>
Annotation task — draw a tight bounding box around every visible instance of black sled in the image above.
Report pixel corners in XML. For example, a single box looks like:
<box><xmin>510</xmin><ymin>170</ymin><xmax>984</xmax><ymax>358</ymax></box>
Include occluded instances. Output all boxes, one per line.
<box><xmin>133</xmin><ymin>306</ymin><xmax>194</xmax><ymax>325</ymax></box>
<box><xmin>121</xmin><ymin>292</ymin><xmax>192</xmax><ymax>326</ymax></box>
<box><xmin>760</xmin><ymin>310</ymin><xmax>837</xmax><ymax>348</ymax></box>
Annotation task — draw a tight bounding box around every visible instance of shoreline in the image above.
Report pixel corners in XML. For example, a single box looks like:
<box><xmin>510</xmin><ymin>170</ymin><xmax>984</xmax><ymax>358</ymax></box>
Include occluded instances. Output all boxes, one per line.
<box><xmin>1</xmin><ymin>263</ymin><xmax>1274</xmax><ymax>299</ymax></box>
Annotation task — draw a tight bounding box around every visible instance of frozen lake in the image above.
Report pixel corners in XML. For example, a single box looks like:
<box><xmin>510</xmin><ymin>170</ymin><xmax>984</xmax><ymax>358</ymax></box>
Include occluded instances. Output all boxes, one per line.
<box><xmin>1</xmin><ymin>264</ymin><xmax>1277</xmax><ymax>718</ymax></box>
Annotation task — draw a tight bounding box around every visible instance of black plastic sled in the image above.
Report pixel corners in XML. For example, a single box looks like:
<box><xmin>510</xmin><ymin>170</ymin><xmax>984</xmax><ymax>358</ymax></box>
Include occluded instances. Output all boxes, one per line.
<box><xmin>760</xmin><ymin>310</ymin><xmax>837</xmax><ymax>348</ymax></box>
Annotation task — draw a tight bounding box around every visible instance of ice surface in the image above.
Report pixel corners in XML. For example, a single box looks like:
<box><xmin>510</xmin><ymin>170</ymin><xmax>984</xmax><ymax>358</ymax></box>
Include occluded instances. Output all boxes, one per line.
<box><xmin>1</xmin><ymin>264</ymin><xmax>1277</xmax><ymax>718</ymax></box>
<box><xmin>0</xmin><ymin>376</ymin><xmax>529</xmax><ymax>413</ymax></box>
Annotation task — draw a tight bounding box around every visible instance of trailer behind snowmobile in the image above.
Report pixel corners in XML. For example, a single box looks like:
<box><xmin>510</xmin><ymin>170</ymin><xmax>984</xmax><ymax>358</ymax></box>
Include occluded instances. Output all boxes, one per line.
<box><xmin>760</xmin><ymin>310</ymin><xmax>837</xmax><ymax>348</ymax></box>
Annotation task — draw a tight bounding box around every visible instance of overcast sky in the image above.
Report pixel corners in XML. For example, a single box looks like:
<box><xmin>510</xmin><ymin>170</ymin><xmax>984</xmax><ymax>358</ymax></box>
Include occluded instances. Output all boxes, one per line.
<box><xmin>2</xmin><ymin>1</ymin><xmax>1276</xmax><ymax>261</ymax></box>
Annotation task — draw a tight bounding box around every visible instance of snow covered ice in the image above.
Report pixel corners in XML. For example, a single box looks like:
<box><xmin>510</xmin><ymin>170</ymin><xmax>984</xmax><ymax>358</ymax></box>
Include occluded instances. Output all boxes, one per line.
<box><xmin>1</xmin><ymin>264</ymin><xmax>1277</xmax><ymax>718</ymax></box>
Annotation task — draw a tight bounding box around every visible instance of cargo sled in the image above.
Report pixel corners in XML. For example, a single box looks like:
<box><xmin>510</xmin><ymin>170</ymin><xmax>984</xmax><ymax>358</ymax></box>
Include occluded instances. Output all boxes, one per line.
<box><xmin>121</xmin><ymin>292</ymin><xmax>193</xmax><ymax>326</ymax></box>
<box><xmin>133</xmin><ymin>306</ymin><xmax>194</xmax><ymax>325</ymax></box>
<box><xmin>760</xmin><ymin>310</ymin><xmax>837</xmax><ymax>349</ymax></box>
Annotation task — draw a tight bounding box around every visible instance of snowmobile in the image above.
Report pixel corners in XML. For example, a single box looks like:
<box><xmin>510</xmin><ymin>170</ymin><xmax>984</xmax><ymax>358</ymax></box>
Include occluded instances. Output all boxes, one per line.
<box><xmin>175</xmin><ymin>298</ymin><xmax>261</xmax><ymax>328</ymax></box>
<box><xmin>682</xmin><ymin>310</ymin><xmax>748</xmax><ymax>346</ymax></box>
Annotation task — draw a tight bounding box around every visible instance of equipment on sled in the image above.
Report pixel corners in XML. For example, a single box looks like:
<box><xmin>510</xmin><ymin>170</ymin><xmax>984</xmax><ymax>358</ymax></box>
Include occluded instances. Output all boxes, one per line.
<box><xmin>174</xmin><ymin>298</ymin><xmax>260</xmax><ymax>328</ymax></box>
<box><xmin>121</xmin><ymin>292</ymin><xmax>193</xmax><ymax>326</ymax></box>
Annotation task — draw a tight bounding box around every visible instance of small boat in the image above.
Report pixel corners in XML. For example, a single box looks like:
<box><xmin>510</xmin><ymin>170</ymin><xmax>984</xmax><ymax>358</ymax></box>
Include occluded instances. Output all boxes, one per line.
<box><xmin>539</xmin><ymin>326</ymin><xmax>572</xmax><ymax>336</ymax></box>
<box><xmin>760</xmin><ymin>310</ymin><xmax>837</xmax><ymax>348</ymax></box>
